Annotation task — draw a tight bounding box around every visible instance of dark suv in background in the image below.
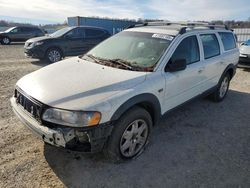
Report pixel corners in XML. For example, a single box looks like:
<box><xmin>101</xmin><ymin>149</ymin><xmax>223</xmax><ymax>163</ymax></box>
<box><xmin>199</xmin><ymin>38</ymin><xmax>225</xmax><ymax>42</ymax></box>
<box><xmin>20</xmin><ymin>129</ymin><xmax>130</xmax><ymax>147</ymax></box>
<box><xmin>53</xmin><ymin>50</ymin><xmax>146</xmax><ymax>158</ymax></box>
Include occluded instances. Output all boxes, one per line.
<box><xmin>0</xmin><ymin>26</ymin><xmax>45</xmax><ymax>45</ymax></box>
<box><xmin>24</xmin><ymin>26</ymin><xmax>110</xmax><ymax>63</ymax></box>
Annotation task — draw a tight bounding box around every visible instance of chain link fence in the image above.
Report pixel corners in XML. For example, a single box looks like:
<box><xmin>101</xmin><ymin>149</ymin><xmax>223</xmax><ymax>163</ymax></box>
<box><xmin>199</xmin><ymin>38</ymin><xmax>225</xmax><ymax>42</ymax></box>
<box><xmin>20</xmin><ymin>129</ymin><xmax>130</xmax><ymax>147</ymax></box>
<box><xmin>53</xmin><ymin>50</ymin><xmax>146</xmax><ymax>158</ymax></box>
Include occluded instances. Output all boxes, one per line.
<box><xmin>233</xmin><ymin>28</ymin><xmax>250</xmax><ymax>44</ymax></box>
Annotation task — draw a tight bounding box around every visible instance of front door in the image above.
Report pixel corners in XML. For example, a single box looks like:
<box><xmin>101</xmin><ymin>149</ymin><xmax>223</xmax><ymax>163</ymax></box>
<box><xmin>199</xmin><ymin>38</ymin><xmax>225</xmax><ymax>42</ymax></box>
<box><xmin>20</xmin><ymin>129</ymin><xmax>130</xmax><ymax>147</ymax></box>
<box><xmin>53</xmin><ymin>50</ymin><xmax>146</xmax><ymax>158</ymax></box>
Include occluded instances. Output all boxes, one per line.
<box><xmin>162</xmin><ymin>35</ymin><xmax>206</xmax><ymax>112</ymax></box>
<box><xmin>8</xmin><ymin>27</ymin><xmax>24</xmax><ymax>41</ymax></box>
<box><xmin>63</xmin><ymin>27</ymin><xmax>85</xmax><ymax>56</ymax></box>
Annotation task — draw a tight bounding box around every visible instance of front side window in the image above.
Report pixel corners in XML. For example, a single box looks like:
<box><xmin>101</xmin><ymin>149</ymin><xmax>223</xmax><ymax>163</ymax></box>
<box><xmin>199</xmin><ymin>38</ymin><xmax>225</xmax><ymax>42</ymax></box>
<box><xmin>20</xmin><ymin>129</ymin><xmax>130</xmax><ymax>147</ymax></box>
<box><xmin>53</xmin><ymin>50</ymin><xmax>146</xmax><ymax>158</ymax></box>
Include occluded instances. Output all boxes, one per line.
<box><xmin>200</xmin><ymin>34</ymin><xmax>220</xmax><ymax>59</ymax></box>
<box><xmin>65</xmin><ymin>28</ymin><xmax>84</xmax><ymax>39</ymax></box>
<box><xmin>10</xmin><ymin>28</ymin><xmax>21</xmax><ymax>33</ymax></box>
<box><xmin>219</xmin><ymin>32</ymin><xmax>236</xmax><ymax>51</ymax></box>
<box><xmin>83</xmin><ymin>31</ymin><xmax>173</xmax><ymax>71</ymax></box>
<box><xmin>170</xmin><ymin>35</ymin><xmax>200</xmax><ymax>65</ymax></box>
<box><xmin>50</xmin><ymin>27</ymin><xmax>72</xmax><ymax>37</ymax></box>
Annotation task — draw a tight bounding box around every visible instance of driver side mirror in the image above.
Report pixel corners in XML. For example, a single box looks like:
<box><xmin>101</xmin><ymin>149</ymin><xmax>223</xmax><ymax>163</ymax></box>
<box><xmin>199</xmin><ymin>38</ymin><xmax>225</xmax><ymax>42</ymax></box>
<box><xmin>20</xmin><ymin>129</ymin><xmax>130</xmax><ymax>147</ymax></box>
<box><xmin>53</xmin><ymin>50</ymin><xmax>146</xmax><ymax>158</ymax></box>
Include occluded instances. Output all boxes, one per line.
<box><xmin>165</xmin><ymin>59</ymin><xmax>187</xmax><ymax>72</ymax></box>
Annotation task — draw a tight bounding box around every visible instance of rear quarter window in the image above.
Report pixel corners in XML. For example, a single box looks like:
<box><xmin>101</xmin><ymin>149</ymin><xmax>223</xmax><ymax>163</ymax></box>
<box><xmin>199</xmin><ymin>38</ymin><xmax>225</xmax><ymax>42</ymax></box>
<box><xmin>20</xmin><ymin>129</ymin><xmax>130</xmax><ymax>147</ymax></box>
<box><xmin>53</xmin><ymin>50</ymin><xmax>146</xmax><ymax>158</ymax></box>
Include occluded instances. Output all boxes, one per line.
<box><xmin>200</xmin><ymin>34</ymin><xmax>220</xmax><ymax>59</ymax></box>
<box><xmin>219</xmin><ymin>32</ymin><xmax>236</xmax><ymax>51</ymax></box>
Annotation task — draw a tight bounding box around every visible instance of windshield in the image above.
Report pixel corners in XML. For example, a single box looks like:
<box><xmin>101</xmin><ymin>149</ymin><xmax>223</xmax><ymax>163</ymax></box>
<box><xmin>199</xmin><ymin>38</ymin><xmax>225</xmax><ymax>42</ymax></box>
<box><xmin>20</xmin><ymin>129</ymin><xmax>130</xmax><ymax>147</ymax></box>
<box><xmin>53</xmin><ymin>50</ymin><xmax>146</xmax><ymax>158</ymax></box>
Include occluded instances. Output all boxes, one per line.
<box><xmin>84</xmin><ymin>31</ymin><xmax>173</xmax><ymax>71</ymax></box>
<box><xmin>50</xmin><ymin>27</ymin><xmax>73</xmax><ymax>37</ymax></box>
<box><xmin>4</xmin><ymin>27</ymin><xmax>15</xmax><ymax>33</ymax></box>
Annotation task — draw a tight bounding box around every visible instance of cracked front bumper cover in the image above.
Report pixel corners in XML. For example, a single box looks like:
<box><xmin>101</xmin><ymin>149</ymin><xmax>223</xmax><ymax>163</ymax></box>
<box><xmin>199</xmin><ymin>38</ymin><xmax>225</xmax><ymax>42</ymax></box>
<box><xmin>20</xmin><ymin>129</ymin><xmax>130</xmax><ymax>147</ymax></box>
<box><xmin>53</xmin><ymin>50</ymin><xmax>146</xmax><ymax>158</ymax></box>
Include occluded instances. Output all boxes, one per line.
<box><xmin>10</xmin><ymin>97</ymin><xmax>113</xmax><ymax>152</ymax></box>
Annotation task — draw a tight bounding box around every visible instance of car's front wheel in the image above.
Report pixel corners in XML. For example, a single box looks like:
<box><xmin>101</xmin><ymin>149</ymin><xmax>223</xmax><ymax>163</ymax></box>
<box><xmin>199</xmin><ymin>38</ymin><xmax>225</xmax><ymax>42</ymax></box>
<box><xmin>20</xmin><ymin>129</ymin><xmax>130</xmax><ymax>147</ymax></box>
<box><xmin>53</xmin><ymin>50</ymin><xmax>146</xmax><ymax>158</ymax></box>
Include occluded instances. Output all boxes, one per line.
<box><xmin>1</xmin><ymin>37</ymin><xmax>11</xmax><ymax>45</ymax></box>
<box><xmin>211</xmin><ymin>73</ymin><xmax>230</xmax><ymax>102</ymax></box>
<box><xmin>46</xmin><ymin>48</ymin><xmax>63</xmax><ymax>63</ymax></box>
<box><xmin>104</xmin><ymin>107</ymin><xmax>152</xmax><ymax>162</ymax></box>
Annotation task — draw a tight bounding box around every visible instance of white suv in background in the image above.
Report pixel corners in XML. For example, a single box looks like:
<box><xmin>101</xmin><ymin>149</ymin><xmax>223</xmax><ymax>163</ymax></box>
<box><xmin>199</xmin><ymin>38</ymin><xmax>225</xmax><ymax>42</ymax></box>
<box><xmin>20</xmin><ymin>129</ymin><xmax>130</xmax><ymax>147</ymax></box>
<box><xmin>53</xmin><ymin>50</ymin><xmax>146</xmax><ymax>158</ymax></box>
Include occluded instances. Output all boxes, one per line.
<box><xmin>11</xmin><ymin>22</ymin><xmax>239</xmax><ymax>162</ymax></box>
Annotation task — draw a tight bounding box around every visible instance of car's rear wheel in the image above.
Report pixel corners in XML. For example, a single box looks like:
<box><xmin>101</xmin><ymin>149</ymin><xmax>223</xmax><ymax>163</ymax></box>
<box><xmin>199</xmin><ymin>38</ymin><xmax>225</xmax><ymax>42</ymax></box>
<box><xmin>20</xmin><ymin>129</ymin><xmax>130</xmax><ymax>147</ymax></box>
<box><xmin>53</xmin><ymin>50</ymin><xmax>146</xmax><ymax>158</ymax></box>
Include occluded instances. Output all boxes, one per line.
<box><xmin>46</xmin><ymin>48</ymin><xmax>62</xmax><ymax>63</ymax></box>
<box><xmin>104</xmin><ymin>107</ymin><xmax>152</xmax><ymax>162</ymax></box>
<box><xmin>211</xmin><ymin>73</ymin><xmax>230</xmax><ymax>102</ymax></box>
<box><xmin>1</xmin><ymin>37</ymin><xmax>11</xmax><ymax>45</ymax></box>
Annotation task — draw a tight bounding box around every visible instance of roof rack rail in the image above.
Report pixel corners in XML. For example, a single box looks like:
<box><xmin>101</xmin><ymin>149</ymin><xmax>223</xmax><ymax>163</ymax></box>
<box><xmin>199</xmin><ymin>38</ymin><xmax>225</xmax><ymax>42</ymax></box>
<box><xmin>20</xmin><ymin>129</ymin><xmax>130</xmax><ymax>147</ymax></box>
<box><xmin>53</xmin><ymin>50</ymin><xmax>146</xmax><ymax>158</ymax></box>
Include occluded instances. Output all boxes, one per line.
<box><xmin>127</xmin><ymin>21</ymin><xmax>229</xmax><ymax>34</ymax></box>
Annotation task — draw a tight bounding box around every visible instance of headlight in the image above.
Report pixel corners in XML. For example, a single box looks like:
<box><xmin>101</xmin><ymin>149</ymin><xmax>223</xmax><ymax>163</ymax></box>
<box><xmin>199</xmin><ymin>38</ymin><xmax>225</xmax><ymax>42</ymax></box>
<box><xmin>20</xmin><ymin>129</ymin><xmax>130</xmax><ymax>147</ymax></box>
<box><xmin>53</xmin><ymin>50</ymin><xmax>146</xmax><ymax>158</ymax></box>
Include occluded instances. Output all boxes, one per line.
<box><xmin>42</xmin><ymin>108</ymin><xmax>101</xmax><ymax>127</ymax></box>
<box><xmin>33</xmin><ymin>41</ymin><xmax>44</xmax><ymax>46</ymax></box>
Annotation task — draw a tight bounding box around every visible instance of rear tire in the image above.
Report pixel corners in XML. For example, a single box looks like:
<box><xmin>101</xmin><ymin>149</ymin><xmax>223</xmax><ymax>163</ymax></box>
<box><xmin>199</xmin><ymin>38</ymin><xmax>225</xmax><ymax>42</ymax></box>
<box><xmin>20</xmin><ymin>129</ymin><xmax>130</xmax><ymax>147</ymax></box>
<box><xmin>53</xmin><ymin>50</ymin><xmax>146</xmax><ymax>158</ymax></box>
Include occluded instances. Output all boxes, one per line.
<box><xmin>46</xmin><ymin>48</ymin><xmax>62</xmax><ymax>63</ymax></box>
<box><xmin>210</xmin><ymin>73</ymin><xmax>230</xmax><ymax>102</ymax></box>
<box><xmin>1</xmin><ymin>37</ymin><xmax>11</xmax><ymax>45</ymax></box>
<box><xmin>104</xmin><ymin>107</ymin><xmax>152</xmax><ymax>162</ymax></box>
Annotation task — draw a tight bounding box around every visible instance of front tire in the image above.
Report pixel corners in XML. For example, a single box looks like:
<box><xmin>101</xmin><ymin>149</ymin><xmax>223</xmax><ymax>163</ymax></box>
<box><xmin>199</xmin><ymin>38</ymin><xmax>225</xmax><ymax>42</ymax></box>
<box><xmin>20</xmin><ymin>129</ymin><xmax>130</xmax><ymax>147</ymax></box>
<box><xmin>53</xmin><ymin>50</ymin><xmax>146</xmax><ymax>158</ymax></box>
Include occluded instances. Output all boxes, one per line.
<box><xmin>1</xmin><ymin>37</ymin><xmax>11</xmax><ymax>45</ymax></box>
<box><xmin>46</xmin><ymin>48</ymin><xmax>62</xmax><ymax>63</ymax></box>
<box><xmin>104</xmin><ymin>107</ymin><xmax>152</xmax><ymax>162</ymax></box>
<box><xmin>211</xmin><ymin>73</ymin><xmax>230</xmax><ymax>102</ymax></box>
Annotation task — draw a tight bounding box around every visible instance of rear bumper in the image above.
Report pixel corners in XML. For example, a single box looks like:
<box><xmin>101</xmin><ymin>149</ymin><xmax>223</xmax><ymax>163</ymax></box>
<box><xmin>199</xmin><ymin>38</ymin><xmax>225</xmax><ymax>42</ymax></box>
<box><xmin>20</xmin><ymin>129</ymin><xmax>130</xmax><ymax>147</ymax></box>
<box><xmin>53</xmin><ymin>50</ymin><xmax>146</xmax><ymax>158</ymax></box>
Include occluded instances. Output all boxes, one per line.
<box><xmin>10</xmin><ymin>97</ymin><xmax>113</xmax><ymax>152</ymax></box>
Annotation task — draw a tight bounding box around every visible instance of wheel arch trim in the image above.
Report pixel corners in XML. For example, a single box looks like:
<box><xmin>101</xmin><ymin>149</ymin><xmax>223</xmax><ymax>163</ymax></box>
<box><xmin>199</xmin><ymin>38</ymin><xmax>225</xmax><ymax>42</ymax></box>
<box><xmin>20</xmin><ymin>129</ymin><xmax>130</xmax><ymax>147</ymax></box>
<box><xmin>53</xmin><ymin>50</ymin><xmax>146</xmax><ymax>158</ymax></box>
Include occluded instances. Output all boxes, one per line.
<box><xmin>110</xmin><ymin>93</ymin><xmax>161</xmax><ymax>125</ymax></box>
<box><xmin>222</xmin><ymin>63</ymin><xmax>236</xmax><ymax>80</ymax></box>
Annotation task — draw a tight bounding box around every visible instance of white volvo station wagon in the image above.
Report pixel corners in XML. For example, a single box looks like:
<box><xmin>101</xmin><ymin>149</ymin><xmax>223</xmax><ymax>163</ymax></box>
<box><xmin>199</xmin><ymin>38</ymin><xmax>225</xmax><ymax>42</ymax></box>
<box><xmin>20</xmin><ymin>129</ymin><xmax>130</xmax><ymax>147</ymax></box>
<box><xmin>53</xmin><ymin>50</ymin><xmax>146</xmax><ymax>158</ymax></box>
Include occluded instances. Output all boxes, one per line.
<box><xmin>11</xmin><ymin>22</ymin><xmax>239</xmax><ymax>161</ymax></box>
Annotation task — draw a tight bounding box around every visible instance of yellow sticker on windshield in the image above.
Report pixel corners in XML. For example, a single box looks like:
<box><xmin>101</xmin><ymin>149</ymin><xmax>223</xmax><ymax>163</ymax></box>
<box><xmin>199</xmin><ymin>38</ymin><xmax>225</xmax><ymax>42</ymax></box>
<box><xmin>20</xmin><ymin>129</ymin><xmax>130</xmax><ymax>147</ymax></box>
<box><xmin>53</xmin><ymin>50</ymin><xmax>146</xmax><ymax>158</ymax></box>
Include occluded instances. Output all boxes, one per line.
<box><xmin>152</xmin><ymin>34</ymin><xmax>174</xmax><ymax>41</ymax></box>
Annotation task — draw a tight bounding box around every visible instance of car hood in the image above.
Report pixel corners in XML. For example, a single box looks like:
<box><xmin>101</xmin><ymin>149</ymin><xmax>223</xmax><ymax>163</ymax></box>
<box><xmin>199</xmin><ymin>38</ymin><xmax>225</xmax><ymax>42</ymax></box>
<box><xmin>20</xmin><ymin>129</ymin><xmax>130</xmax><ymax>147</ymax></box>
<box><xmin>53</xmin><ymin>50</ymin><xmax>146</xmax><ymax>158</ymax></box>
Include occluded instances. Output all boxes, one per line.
<box><xmin>26</xmin><ymin>36</ymin><xmax>54</xmax><ymax>43</ymax></box>
<box><xmin>16</xmin><ymin>57</ymin><xmax>147</xmax><ymax>110</ymax></box>
<box><xmin>240</xmin><ymin>45</ymin><xmax>250</xmax><ymax>54</ymax></box>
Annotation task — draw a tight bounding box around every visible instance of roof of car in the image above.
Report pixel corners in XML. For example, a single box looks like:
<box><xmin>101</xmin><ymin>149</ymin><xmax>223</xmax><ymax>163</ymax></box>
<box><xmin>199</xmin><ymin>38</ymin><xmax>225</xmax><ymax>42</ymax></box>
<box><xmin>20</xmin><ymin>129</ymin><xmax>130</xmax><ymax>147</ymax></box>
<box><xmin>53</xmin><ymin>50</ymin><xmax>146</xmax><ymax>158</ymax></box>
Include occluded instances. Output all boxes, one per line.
<box><xmin>126</xmin><ymin>22</ymin><xmax>231</xmax><ymax>36</ymax></box>
<box><xmin>127</xmin><ymin>26</ymin><xmax>180</xmax><ymax>36</ymax></box>
<box><xmin>15</xmin><ymin>25</ymin><xmax>40</xmax><ymax>28</ymax></box>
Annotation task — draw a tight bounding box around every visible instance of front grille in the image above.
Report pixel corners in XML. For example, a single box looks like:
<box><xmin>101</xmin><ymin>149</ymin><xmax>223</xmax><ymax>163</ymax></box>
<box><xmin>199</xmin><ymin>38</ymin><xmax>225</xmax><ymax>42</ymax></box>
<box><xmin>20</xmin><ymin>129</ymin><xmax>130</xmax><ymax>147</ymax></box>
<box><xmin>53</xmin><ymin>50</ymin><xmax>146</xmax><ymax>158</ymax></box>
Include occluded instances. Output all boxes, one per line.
<box><xmin>14</xmin><ymin>88</ymin><xmax>43</xmax><ymax>121</ymax></box>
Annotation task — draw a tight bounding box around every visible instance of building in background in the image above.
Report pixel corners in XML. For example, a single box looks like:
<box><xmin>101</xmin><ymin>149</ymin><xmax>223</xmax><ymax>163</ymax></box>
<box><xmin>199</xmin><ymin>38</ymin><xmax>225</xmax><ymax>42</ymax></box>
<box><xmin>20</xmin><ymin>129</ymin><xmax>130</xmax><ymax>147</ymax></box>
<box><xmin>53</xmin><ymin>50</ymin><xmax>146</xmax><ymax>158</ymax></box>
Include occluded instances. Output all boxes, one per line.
<box><xmin>67</xmin><ymin>16</ymin><xmax>138</xmax><ymax>35</ymax></box>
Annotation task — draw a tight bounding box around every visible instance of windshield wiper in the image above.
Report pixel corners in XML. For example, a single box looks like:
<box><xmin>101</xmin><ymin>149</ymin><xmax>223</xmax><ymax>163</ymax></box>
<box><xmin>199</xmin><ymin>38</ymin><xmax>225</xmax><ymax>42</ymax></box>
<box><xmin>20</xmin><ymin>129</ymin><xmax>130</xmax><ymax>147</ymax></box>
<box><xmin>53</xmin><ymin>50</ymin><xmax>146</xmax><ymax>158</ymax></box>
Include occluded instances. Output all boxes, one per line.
<box><xmin>81</xmin><ymin>55</ymin><xmax>148</xmax><ymax>71</ymax></box>
<box><xmin>82</xmin><ymin>54</ymin><xmax>101</xmax><ymax>64</ymax></box>
<box><xmin>107</xmin><ymin>58</ymin><xmax>134</xmax><ymax>70</ymax></box>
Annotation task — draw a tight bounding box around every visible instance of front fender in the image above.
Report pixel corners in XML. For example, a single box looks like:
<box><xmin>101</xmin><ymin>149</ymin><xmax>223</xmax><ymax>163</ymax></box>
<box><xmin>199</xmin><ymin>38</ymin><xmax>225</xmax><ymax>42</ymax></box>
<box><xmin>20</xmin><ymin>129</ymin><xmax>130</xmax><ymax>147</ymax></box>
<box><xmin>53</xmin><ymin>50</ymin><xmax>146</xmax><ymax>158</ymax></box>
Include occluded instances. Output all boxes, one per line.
<box><xmin>110</xmin><ymin>93</ymin><xmax>161</xmax><ymax>125</ymax></box>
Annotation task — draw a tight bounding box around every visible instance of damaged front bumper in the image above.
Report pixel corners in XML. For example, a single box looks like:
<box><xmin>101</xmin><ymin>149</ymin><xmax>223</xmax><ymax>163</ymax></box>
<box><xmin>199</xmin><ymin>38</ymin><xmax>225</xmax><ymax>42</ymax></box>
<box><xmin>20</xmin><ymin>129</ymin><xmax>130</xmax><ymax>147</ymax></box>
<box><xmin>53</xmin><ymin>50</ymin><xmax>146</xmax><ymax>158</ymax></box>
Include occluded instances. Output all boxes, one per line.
<box><xmin>10</xmin><ymin>97</ymin><xmax>113</xmax><ymax>152</ymax></box>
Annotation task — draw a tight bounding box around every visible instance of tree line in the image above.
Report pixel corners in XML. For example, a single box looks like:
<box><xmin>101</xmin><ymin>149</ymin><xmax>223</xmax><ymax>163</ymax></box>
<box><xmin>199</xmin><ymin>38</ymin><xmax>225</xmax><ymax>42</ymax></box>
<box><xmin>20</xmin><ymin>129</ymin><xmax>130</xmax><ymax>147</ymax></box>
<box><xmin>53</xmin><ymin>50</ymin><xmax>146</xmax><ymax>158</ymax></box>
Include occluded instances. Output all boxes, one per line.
<box><xmin>1</xmin><ymin>18</ymin><xmax>250</xmax><ymax>28</ymax></box>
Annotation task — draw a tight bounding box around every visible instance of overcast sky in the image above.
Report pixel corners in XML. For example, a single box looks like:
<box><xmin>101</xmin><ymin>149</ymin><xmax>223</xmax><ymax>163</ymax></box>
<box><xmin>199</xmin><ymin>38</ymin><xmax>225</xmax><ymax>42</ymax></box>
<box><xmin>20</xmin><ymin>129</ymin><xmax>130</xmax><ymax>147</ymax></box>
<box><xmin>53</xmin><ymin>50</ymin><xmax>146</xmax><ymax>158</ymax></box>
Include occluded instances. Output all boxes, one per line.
<box><xmin>0</xmin><ymin>0</ymin><xmax>250</xmax><ymax>24</ymax></box>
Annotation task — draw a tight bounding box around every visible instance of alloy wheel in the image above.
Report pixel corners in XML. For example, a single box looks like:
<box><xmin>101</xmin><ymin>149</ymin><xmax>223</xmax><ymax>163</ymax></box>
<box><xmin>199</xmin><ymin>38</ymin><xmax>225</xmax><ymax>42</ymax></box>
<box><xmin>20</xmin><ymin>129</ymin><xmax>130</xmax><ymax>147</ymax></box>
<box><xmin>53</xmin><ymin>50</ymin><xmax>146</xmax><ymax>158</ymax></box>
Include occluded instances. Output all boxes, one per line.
<box><xmin>120</xmin><ymin>119</ymin><xmax>149</xmax><ymax>158</ymax></box>
<box><xmin>2</xmin><ymin>37</ymin><xmax>10</xmax><ymax>44</ymax></box>
<box><xmin>48</xmin><ymin>49</ymin><xmax>61</xmax><ymax>63</ymax></box>
<box><xmin>219</xmin><ymin>76</ymin><xmax>229</xmax><ymax>98</ymax></box>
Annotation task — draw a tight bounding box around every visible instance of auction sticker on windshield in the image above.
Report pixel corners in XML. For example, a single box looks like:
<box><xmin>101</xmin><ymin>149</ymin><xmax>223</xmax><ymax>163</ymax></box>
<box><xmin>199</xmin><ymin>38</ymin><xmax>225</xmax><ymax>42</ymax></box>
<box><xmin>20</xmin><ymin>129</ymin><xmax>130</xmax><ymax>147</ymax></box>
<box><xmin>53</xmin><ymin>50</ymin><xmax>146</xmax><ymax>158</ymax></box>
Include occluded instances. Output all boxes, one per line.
<box><xmin>152</xmin><ymin>34</ymin><xmax>174</xmax><ymax>41</ymax></box>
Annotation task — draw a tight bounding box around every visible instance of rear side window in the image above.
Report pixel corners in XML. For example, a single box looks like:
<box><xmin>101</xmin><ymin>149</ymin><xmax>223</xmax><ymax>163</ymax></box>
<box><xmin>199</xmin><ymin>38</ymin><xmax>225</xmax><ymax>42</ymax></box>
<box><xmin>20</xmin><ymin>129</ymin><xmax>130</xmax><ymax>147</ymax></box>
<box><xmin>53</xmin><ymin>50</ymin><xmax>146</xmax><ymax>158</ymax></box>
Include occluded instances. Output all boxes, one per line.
<box><xmin>85</xmin><ymin>29</ymin><xmax>105</xmax><ymax>38</ymax></box>
<box><xmin>21</xmin><ymin>27</ymin><xmax>32</xmax><ymax>33</ymax></box>
<box><xmin>219</xmin><ymin>32</ymin><xmax>236</xmax><ymax>51</ymax></box>
<box><xmin>171</xmin><ymin>35</ymin><xmax>200</xmax><ymax>65</ymax></box>
<box><xmin>200</xmin><ymin>34</ymin><xmax>220</xmax><ymax>59</ymax></box>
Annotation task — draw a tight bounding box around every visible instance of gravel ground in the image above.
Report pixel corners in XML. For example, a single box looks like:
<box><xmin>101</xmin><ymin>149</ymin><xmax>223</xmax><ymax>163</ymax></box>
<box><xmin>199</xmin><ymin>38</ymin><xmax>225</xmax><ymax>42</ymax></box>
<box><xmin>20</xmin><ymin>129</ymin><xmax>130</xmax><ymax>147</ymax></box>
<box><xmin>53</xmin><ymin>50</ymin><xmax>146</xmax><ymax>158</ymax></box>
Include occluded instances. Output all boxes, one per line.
<box><xmin>0</xmin><ymin>43</ymin><xmax>250</xmax><ymax>188</ymax></box>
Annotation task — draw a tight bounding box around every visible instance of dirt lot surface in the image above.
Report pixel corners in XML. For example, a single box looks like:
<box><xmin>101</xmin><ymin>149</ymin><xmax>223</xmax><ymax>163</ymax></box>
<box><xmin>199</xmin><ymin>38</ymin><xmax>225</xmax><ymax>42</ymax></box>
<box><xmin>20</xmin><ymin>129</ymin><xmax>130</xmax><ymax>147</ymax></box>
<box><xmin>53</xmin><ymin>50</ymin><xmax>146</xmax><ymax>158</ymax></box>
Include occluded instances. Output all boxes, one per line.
<box><xmin>0</xmin><ymin>43</ymin><xmax>250</xmax><ymax>188</ymax></box>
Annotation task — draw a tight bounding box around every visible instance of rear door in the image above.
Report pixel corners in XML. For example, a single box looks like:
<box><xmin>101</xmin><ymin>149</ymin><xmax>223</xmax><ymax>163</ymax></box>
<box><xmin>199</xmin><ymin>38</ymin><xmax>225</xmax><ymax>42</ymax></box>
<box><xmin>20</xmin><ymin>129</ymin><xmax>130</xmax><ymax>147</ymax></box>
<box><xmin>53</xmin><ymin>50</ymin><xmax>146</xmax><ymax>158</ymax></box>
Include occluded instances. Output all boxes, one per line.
<box><xmin>197</xmin><ymin>33</ymin><xmax>224</xmax><ymax>92</ymax></box>
<box><xmin>162</xmin><ymin>35</ymin><xmax>207</xmax><ymax>112</ymax></box>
